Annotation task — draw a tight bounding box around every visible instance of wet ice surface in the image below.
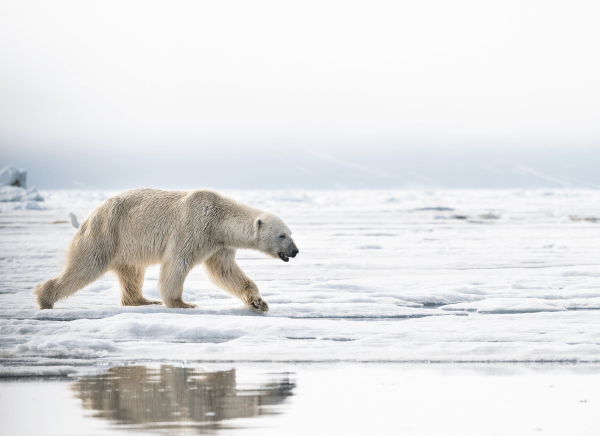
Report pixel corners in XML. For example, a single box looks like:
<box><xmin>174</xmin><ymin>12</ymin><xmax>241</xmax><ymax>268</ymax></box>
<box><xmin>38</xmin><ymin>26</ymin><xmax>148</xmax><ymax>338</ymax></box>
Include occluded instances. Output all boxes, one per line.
<box><xmin>1</xmin><ymin>189</ymin><xmax>600</xmax><ymax>368</ymax></box>
<box><xmin>1</xmin><ymin>363</ymin><xmax>600</xmax><ymax>436</ymax></box>
<box><xmin>0</xmin><ymin>363</ymin><xmax>295</xmax><ymax>436</ymax></box>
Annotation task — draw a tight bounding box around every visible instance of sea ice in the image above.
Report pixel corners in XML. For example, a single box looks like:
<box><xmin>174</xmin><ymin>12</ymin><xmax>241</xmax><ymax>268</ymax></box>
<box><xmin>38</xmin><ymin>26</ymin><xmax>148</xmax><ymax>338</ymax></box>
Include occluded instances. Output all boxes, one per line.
<box><xmin>1</xmin><ymin>188</ymin><xmax>600</xmax><ymax>367</ymax></box>
<box><xmin>0</xmin><ymin>165</ymin><xmax>27</xmax><ymax>188</ymax></box>
<box><xmin>0</xmin><ymin>165</ymin><xmax>44</xmax><ymax>208</ymax></box>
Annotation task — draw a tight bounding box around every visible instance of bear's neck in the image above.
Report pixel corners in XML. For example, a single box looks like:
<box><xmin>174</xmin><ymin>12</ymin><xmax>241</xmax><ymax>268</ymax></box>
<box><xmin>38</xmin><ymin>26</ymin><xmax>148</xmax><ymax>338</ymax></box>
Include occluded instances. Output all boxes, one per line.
<box><xmin>218</xmin><ymin>207</ymin><xmax>261</xmax><ymax>250</ymax></box>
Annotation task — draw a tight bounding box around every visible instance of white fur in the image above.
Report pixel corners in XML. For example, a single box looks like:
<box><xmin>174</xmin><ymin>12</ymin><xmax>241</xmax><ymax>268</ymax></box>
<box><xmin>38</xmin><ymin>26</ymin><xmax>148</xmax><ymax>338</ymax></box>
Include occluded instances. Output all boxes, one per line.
<box><xmin>35</xmin><ymin>188</ymin><xmax>298</xmax><ymax>311</ymax></box>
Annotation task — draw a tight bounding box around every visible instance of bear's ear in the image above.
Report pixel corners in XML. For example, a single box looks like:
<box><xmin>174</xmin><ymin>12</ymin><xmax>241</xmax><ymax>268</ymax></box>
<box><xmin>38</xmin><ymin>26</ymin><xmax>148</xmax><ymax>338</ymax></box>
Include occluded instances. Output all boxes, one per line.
<box><xmin>256</xmin><ymin>218</ymin><xmax>263</xmax><ymax>229</ymax></box>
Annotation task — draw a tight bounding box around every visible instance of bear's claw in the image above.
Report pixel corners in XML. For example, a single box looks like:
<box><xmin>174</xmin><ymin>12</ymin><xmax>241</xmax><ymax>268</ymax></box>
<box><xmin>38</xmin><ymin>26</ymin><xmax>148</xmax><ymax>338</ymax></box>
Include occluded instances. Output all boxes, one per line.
<box><xmin>249</xmin><ymin>296</ymin><xmax>269</xmax><ymax>313</ymax></box>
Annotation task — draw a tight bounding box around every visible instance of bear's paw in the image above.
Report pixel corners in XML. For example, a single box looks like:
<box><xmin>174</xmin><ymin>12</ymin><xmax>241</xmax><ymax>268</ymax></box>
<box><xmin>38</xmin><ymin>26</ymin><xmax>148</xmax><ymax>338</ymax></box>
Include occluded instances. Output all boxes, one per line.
<box><xmin>249</xmin><ymin>296</ymin><xmax>269</xmax><ymax>313</ymax></box>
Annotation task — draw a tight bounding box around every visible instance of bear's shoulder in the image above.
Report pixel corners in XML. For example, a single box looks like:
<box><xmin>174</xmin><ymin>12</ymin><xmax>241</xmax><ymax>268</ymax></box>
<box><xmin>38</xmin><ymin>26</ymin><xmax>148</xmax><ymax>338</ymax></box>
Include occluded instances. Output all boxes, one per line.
<box><xmin>184</xmin><ymin>189</ymin><xmax>226</xmax><ymax>204</ymax></box>
<box><xmin>184</xmin><ymin>190</ymin><xmax>261</xmax><ymax>219</ymax></box>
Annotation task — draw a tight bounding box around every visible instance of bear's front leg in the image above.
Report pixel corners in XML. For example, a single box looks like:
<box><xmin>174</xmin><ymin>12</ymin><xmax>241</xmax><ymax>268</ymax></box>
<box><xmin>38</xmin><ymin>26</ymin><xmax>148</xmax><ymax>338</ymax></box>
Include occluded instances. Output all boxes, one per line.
<box><xmin>158</xmin><ymin>258</ymin><xmax>197</xmax><ymax>309</ymax></box>
<box><xmin>204</xmin><ymin>248</ymin><xmax>269</xmax><ymax>313</ymax></box>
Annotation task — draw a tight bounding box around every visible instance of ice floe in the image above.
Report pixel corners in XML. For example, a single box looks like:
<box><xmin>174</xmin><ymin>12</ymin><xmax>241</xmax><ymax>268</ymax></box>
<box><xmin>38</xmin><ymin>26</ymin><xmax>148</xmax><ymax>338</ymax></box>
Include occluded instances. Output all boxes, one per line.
<box><xmin>1</xmin><ymin>188</ymin><xmax>600</xmax><ymax>365</ymax></box>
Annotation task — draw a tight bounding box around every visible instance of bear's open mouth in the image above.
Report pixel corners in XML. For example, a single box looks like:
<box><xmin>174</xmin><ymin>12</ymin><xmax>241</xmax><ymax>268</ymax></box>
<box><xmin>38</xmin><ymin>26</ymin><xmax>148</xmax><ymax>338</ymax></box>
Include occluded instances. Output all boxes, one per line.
<box><xmin>278</xmin><ymin>252</ymin><xmax>289</xmax><ymax>262</ymax></box>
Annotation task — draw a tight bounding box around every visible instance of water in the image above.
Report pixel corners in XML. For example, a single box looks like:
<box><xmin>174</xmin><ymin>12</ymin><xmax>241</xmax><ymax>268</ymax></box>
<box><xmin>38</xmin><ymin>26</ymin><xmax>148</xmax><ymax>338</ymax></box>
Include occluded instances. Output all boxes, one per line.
<box><xmin>2</xmin><ymin>363</ymin><xmax>600</xmax><ymax>435</ymax></box>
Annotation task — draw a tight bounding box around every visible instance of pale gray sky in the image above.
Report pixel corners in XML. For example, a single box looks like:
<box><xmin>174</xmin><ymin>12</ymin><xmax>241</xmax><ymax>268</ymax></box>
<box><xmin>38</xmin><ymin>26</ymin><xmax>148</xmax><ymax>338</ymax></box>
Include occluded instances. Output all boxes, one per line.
<box><xmin>1</xmin><ymin>0</ymin><xmax>599</xmax><ymax>189</ymax></box>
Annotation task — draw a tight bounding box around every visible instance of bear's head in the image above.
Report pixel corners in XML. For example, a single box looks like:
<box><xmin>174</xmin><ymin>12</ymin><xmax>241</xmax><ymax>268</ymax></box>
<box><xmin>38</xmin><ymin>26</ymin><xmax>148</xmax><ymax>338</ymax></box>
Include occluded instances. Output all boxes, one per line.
<box><xmin>255</xmin><ymin>213</ymin><xmax>299</xmax><ymax>262</ymax></box>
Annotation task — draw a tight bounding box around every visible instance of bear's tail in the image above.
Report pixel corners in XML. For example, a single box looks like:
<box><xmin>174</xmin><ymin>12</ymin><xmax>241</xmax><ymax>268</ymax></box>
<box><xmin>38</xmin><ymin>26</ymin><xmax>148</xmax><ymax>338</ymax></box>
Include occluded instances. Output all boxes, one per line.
<box><xmin>68</xmin><ymin>212</ymin><xmax>80</xmax><ymax>229</ymax></box>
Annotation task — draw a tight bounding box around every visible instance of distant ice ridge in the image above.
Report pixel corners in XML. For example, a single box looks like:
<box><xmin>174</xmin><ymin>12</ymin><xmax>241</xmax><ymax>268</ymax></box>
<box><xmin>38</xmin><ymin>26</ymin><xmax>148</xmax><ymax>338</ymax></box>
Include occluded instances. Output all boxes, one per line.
<box><xmin>0</xmin><ymin>165</ymin><xmax>44</xmax><ymax>210</ymax></box>
<box><xmin>0</xmin><ymin>165</ymin><xmax>27</xmax><ymax>187</ymax></box>
<box><xmin>0</xmin><ymin>185</ymin><xmax>44</xmax><ymax>202</ymax></box>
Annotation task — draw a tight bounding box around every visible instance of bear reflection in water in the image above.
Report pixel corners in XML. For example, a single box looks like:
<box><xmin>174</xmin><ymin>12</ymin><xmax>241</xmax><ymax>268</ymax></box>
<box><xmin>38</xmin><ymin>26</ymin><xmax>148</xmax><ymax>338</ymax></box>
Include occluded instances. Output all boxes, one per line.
<box><xmin>71</xmin><ymin>366</ymin><xmax>295</xmax><ymax>432</ymax></box>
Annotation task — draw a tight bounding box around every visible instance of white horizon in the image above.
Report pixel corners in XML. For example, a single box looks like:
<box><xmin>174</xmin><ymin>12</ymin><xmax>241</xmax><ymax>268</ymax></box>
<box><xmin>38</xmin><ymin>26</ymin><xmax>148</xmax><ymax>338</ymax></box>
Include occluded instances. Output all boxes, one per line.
<box><xmin>1</xmin><ymin>1</ymin><xmax>599</xmax><ymax>188</ymax></box>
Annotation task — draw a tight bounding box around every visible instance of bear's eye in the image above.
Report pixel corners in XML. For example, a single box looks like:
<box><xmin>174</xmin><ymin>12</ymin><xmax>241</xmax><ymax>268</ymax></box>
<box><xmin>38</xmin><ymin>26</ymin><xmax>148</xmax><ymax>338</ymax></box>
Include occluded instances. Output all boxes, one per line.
<box><xmin>280</xmin><ymin>234</ymin><xmax>286</xmax><ymax>238</ymax></box>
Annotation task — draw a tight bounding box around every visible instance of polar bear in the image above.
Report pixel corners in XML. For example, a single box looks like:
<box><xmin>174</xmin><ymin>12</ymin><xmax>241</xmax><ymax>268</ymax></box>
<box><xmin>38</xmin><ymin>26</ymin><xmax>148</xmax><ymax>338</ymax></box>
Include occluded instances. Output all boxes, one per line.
<box><xmin>35</xmin><ymin>189</ymin><xmax>299</xmax><ymax>311</ymax></box>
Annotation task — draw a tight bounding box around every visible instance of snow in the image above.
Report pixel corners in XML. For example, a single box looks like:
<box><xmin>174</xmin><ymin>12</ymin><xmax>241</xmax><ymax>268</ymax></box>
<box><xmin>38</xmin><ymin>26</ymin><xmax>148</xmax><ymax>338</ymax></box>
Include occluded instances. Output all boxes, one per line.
<box><xmin>0</xmin><ymin>366</ymin><xmax>78</xmax><ymax>378</ymax></box>
<box><xmin>0</xmin><ymin>187</ymin><xmax>44</xmax><ymax>203</ymax></box>
<box><xmin>2</xmin><ymin>189</ymin><xmax>600</xmax><ymax>368</ymax></box>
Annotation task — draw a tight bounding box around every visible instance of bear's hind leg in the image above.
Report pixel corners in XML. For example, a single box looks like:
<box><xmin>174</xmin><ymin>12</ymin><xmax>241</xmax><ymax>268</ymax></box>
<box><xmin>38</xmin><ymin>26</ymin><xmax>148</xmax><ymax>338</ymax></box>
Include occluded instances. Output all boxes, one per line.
<box><xmin>35</xmin><ymin>261</ymin><xmax>107</xmax><ymax>309</ymax></box>
<box><xmin>158</xmin><ymin>258</ymin><xmax>196</xmax><ymax>309</ymax></box>
<box><xmin>35</xmin><ymin>204</ymin><xmax>119</xmax><ymax>310</ymax></box>
<box><xmin>114</xmin><ymin>265</ymin><xmax>162</xmax><ymax>306</ymax></box>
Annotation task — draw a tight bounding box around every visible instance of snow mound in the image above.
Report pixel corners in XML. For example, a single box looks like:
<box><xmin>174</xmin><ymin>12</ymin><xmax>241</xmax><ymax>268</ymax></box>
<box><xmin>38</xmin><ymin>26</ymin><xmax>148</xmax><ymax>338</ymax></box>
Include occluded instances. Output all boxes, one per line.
<box><xmin>15</xmin><ymin>337</ymin><xmax>119</xmax><ymax>358</ymax></box>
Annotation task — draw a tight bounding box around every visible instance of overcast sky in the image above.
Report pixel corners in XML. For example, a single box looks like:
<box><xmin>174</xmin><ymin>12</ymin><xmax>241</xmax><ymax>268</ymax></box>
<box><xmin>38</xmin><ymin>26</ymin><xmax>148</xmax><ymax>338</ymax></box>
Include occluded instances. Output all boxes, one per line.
<box><xmin>1</xmin><ymin>0</ymin><xmax>599</xmax><ymax>189</ymax></box>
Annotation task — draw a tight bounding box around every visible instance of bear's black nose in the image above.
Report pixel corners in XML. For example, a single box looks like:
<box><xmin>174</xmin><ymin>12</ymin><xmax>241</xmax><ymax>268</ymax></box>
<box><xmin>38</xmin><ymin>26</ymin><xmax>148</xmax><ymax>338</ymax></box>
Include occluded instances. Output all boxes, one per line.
<box><xmin>290</xmin><ymin>249</ymin><xmax>299</xmax><ymax>257</ymax></box>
